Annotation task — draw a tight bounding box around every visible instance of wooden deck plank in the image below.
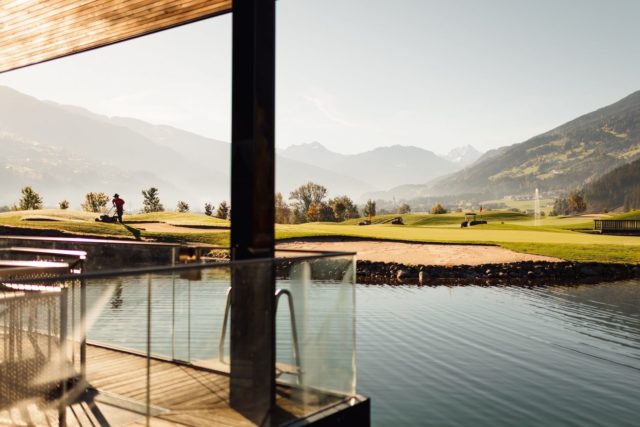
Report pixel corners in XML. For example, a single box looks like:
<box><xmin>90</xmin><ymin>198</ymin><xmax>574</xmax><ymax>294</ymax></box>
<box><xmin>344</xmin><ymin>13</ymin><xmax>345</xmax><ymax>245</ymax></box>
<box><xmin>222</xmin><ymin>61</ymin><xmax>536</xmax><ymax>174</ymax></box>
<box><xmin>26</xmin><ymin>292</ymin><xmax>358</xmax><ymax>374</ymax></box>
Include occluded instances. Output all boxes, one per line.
<box><xmin>0</xmin><ymin>335</ymin><xmax>349</xmax><ymax>426</ymax></box>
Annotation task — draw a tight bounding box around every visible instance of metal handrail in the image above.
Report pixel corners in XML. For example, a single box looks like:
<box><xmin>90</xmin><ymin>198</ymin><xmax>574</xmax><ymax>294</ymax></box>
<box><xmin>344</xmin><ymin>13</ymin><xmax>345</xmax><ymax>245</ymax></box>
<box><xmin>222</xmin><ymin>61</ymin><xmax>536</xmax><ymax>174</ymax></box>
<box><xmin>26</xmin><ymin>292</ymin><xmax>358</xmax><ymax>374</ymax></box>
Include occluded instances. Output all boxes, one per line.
<box><xmin>3</xmin><ymin>250</ymin><xmax>357</xmax><ymax>285</ymax></box>
<box><xmin>275</xmin><ymin>288</ymin><xmax>302</xmax><ymax>384</ymax></box>
<box><xmin>218</xmin><ymin>287</ymin><xmax>303</xmax><ymax>384</ymax></box>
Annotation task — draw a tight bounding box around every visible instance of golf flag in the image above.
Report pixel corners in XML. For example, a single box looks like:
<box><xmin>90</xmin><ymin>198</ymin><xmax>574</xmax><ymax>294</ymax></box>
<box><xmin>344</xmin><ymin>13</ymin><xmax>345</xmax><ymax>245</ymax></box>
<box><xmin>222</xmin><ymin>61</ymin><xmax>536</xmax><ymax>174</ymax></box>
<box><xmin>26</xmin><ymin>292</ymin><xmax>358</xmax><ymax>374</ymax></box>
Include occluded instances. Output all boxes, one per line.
<box><xmin>479</xmin><ymin>205</ymin><xmax>483</xmax><ymax>213</ymax></box>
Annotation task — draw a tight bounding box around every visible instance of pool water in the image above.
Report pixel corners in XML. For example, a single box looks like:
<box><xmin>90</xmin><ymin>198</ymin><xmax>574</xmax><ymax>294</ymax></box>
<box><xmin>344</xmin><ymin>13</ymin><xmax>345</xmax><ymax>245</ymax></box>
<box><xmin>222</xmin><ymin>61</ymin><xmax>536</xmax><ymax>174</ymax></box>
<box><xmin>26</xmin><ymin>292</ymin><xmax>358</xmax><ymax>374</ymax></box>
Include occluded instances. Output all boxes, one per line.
<box><xmin>85</xmin><ymin>277</ymin><xmax>640</xmax><ymax>426</ymax></box>
<box><xmin>357</xmin><ymin>281</ymin><xmax>640</xmax><ymax>426</ymax></box>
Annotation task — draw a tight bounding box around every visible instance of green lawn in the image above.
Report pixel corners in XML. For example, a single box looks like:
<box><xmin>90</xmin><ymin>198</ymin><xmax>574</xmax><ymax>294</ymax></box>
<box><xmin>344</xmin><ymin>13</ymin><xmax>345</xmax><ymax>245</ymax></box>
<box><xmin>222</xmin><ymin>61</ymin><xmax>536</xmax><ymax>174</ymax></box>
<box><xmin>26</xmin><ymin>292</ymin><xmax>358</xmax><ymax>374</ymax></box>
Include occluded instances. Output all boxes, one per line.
<box><xmin>612</xmin><ymin>210</ymin><xmax>640</xmax><ymax>220</ymax></box>
<box><xmin>1</xmin><ymin>209</ymin><xmax>639</xmax><ymax>264</ymax></box>
<box><xmin>0</xmin><ymin>209</ymin><xmax>229</xmax><ymax>245</ymax></box>
<box><xmin>481</xmin><ymin>197</ymin><xmax>555</xmax><ymax>214</ymax></box>
<box><xmin>127</xmin><ymin>211</ymin><xmax>229</xmax><ymax>226</ymax></box>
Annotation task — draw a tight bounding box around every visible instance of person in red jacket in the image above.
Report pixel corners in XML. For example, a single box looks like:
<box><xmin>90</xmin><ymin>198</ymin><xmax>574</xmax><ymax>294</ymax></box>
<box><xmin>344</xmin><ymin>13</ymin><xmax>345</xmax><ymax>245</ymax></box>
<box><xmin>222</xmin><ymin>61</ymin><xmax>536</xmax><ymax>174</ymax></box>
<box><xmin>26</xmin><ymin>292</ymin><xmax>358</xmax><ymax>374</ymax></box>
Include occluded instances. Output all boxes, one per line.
<box><xmin>112</xmin><ymin>193</ymin><xmax>125</xmax><ymax>223</ymax></box>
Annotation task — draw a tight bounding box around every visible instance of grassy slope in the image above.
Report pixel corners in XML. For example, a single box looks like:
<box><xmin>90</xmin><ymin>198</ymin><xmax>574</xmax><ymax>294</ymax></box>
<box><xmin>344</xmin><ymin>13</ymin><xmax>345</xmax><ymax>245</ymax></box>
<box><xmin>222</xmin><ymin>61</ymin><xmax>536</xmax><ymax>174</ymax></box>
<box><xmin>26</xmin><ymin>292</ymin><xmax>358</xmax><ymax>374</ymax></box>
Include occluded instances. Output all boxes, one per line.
<box><xmin>1</xmin><ymin>209</ymin><xmax>638</xmax><ymax>263</ymax></box>
<box><xmin>127</xmin><ymin>212</ymin><xmax>229</xmax><ymax>226</ymax></box>
<box><xmin>612</xmin><ymin>210</ymin><xmax>640</xmax><ymax>220</ymax></box>
<box><xmin>0</xmin><ymin>210</ymin><xmax>230</xmax><ymax>246</ymax></box>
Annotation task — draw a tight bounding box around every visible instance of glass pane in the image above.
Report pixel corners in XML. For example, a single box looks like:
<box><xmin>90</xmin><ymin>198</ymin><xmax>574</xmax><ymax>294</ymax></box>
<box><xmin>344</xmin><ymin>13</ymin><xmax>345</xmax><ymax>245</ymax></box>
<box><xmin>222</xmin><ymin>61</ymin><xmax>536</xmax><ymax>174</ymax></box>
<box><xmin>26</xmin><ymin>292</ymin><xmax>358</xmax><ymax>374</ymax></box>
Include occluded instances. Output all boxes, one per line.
<box><xmin>275</xmin><ymin>253</ymin><xmax>356</xmax><ymax>412</ymax></box>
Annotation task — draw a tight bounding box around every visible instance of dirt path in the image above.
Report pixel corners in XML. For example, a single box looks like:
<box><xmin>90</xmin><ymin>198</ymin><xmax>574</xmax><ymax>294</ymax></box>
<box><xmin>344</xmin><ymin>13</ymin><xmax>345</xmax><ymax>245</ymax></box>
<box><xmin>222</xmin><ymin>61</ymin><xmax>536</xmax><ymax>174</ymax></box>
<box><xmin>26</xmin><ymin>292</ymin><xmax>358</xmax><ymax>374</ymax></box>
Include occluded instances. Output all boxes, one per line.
<box><xmin>276</xmin><ymin>239</ymin><xmax>561</xmax><ymax>265</ymax></box>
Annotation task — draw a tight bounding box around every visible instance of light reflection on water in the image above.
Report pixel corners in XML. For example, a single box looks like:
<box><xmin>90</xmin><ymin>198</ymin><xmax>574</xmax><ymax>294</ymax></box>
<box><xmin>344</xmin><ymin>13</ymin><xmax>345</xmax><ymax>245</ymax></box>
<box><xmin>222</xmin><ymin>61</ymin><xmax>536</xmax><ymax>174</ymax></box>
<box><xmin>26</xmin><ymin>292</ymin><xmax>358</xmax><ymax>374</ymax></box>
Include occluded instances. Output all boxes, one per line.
<box><xmin>357</xmin><ymin>281</ymin><xmax>640</xmax><ymax>426</ymax></box>
<box><xmin>85</xmin><ymin>276</ymin><xmax>640</xmax><ymax>426</ymax></box>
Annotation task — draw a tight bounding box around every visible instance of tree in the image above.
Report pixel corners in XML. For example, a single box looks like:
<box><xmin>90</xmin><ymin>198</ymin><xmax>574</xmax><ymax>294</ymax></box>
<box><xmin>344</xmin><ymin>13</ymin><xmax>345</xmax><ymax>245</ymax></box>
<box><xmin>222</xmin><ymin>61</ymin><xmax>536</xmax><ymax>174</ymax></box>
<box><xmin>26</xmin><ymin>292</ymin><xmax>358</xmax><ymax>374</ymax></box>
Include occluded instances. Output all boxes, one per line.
<box><xmin>204</xmin><ymin>202</ymin><xmax>214</xmax><ymax>216</ymax></box>
<box><xmin>291</xmin><ymin>207</ymin><xmax>306</xmax><ymax>224</ymax></box>
<box><xmin>59</xmin><ymin>200</ymin><xmax>69</xmax><ymax>210</ymax></box>
<box><xmin>81</xmin><ymin>192</ymin><xmax>109</xmax><ymax>212</ymax></box>
<box><xmin>142</xmin><ymin>187</ymin><xmax>164</xmax><ymax>213</ymax></box>
<box><xmin>552</xmin><ymin>198</ymin><xmax>570</xmax><ymax>216</ymax></box>
<box><xmin>18</xmin><ymin>186</ymin><xmax>43</xmax><ymax>210</ymax></box>
<box><xmin>275</xmin><ymin>192</ymin><xmax>292</xmax><ymax>224</ymax></box>
<box><xmin>306</xmin><ymin>202</ymin><xmax>322</xmax><ymax>222</ymax></box>
<box><xmin>289</xmin><ymin>182</ymin><xmax>327</xmax><ymax>215</ymax></box>
<box><xmin>306</xmin><ymin>202</ymin><xmax>333</xmax><ymax>222</ymax></box>
<box><xmin>329</xmin><ymin>195</ymin><xmax>358</xmax><ymax>222</ymax></box>
<box><xmin>624</xmin><ymin>187</ymin><xmax>640</xmax><ymax>212</ymax></box>
<box><xmin>363</xmin><ymin>199</ymin><xmax>376</xmax><ymax>220</ymax></box>
<box><xmin>176</xmin><ymin>201</ymin><xmax>189</xmax><ymax>213</ymax></box>
<box><xmin>431</xmin><ymin>203</ymin><xmax>447</xmax><ymax>214</ymax></box>
<box><xmin>397</xmin><ymin>203</ymin><xmax>411</xmax><ymax>214</ymax></box>
<box><xmin>216</xmin><ymin>200</ymin><xmax>229</xmax><ymax>219</ymax></box>
<box><xmin>567</xmin><ymin>192</ymin><xmax>587</xmax><ymax>214</ymax></box>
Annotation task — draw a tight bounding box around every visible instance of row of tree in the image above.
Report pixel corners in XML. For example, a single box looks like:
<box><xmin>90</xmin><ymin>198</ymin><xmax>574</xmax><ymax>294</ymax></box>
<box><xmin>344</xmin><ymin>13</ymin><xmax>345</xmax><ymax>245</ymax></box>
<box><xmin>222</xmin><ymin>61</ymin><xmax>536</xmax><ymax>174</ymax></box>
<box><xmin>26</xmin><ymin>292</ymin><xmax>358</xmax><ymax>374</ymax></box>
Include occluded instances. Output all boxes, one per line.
<box><xmin>10</xmin><ymin>183</ymin><xmax>447</xmax><ymax>223</ymax></box>
<box><xmin>277</xmin><ymin>182</ymin><xmax>430</xmax><ymax>223</ymax></box>
<box><xmin>9</xmin><ymin>186</ymin><xmax>232</xmax><ymax>219</ymax></box>
<box><xmin>277</xmin><ymin>182</ymin><xmax>377</xmax><ymax>224</ymax></box>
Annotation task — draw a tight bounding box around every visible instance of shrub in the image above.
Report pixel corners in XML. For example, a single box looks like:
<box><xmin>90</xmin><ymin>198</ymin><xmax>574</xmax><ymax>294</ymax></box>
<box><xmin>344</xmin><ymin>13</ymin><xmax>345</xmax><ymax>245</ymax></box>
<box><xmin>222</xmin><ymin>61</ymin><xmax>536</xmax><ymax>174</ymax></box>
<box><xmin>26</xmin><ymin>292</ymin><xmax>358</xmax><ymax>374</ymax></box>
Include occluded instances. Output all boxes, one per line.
<box><xmin>204</xmin><ymin>202</ymin><xmax>214</xmax><ymax>216</ymax></box>
<box><xmin>431</xmin><ymin>203</ymin><xmax>447</xmax><ymax>214</ymax></box>
<box><xmin>59</xmin><ymin>200</ymin><xmax>70</xmax><ymax>210</ymax></box>
<box><xmin>397</xmin><ymin>203</ymin><xmax>411</xmax><ymax>214</ymax></box>
<box><xmin>176</xmin><ymin>201</ymin><xmax>189</xmax><ymax>213</ymax></box>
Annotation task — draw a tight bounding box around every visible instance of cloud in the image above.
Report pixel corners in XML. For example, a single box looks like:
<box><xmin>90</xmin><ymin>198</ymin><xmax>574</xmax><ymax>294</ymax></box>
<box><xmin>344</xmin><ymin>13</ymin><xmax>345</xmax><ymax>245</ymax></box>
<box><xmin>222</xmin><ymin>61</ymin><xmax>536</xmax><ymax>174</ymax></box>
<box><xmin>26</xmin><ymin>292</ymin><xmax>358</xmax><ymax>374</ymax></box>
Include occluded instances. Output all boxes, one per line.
<box><xmin>300</xmin><ymin>89</ymin><xmax>360</xmax><ymax>128</ymax></box>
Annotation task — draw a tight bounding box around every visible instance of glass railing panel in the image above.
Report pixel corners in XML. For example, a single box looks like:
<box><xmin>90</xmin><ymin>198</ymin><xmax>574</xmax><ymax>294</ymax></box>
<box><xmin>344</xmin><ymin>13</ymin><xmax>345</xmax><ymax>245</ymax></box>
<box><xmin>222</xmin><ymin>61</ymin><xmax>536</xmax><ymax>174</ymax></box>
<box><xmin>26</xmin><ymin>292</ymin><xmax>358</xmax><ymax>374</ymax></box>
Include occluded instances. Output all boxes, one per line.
<box><xmin>0</xmin><ymin>277</ymin><xmax>84</xmax><ymax>426</ymax></box>
<box><xmin>0</xmin><ymin>240</ymin><xmax>360</xmax><ymax>425</ymax></box>
<box><xmin>275</xmin><ymin>253</ymin><xmax>357</xmax><ymax>407</ymax></box>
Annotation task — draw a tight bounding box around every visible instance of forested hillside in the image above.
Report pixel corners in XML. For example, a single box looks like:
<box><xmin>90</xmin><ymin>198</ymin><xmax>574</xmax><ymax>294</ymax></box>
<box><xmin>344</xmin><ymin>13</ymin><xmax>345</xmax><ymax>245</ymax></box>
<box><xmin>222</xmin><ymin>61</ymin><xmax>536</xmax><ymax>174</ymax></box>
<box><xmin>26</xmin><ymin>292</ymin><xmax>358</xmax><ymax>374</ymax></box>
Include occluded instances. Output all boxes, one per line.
<box><xmin>584</xmin><ymin>157</ymin><xmax>640</xmax><ymax>212</ymax></box>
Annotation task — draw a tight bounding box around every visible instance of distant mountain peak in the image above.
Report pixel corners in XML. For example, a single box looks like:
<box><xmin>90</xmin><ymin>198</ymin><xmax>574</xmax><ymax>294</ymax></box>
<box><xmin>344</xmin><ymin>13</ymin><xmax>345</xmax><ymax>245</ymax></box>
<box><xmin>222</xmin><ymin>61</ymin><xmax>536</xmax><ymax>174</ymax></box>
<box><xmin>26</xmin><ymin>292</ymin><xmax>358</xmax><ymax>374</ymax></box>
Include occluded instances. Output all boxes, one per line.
<box><xmin>443</xmin><ymin>145</ymin><xmax>483</xmax><ymax>166</ymax></box>
<box><xmin>283</xmin><ymin>141</ymin><xmax>334</xmax><ymax>152</ymax></box>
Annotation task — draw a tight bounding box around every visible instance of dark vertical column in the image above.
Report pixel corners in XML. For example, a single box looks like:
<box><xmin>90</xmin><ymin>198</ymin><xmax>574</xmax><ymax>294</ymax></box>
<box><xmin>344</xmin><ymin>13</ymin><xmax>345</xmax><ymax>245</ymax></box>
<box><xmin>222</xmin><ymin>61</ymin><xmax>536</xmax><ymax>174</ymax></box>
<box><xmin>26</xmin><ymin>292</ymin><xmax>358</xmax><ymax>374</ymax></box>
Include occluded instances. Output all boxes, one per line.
<box><xmin>230</xmin><ymin>0</ymin><xmax>276</xmax><ymax>422</ymax></box>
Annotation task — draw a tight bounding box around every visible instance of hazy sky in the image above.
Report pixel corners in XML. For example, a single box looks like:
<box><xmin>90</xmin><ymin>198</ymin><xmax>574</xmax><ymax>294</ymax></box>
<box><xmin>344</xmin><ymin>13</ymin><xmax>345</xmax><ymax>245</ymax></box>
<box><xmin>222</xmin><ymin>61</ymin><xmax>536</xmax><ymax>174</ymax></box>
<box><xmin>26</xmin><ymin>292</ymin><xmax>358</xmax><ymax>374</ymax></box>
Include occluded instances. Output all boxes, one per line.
<box><xmin>1</xmin><ymin>0</ymin><xmax>639</xmax><ymax>155</ymax></box>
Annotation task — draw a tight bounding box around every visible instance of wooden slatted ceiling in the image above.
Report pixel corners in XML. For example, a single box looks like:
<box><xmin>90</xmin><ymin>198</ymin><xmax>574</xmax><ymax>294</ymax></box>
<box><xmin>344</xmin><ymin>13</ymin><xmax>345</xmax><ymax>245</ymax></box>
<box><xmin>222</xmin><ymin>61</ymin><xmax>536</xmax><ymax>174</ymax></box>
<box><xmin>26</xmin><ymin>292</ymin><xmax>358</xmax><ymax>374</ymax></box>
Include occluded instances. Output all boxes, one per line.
<box><xmin>0</xmin><ymin>0</ymin><xmax>232</xmax><ymax>73</ymax></box>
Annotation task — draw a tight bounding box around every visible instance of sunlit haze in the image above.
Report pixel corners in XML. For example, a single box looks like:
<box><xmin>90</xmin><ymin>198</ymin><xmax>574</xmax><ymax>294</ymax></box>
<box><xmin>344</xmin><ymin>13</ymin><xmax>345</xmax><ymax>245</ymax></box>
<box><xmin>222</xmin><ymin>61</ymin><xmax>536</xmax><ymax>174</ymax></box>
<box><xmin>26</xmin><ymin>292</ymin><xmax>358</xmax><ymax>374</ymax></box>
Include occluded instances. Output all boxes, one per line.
<box><xmin>1</xmin><ymin>0</ymin><xmax>639</xmax><ymax>154</ymax></box>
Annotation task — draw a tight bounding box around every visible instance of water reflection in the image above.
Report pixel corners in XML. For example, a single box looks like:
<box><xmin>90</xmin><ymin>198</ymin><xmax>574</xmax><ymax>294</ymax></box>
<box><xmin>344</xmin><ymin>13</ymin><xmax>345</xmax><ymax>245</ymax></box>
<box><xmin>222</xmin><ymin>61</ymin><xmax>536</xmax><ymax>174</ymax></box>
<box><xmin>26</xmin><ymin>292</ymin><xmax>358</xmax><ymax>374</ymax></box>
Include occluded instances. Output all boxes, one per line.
<box><xmin>110</xmin><ymin>283</ymin><xmax>123</xmax><ymax>310</ymax></box>
<box><xmin>83</xmin><ymin>274</ymin><xmax>640</xmax><ymax>427</ymax></box>
<box><xmin>356</xmin><ymin>280</ymin><xmax>640</xmax><ymax>426</ymax></box>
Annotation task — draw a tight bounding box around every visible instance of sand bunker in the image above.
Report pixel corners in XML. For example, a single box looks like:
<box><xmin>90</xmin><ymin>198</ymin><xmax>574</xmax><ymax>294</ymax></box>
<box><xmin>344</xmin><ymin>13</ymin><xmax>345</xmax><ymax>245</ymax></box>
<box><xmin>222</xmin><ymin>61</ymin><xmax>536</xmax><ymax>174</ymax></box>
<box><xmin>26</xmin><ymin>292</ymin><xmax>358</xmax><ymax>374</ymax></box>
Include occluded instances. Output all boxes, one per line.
<box><xmin>276</xmin><ymin>239</ymin><xmax>561</xmax><ymax>266</ymax></box>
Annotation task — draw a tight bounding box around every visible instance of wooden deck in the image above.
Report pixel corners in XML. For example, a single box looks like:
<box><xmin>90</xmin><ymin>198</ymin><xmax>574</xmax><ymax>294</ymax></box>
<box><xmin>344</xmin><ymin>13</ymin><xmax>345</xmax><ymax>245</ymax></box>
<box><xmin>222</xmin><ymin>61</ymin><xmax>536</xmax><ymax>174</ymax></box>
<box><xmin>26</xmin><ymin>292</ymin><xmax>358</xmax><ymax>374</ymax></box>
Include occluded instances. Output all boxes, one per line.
<box><xmin>0</xmin><ymin>341</ymin><xmax>347</xmax><ymax>426</ymax></box>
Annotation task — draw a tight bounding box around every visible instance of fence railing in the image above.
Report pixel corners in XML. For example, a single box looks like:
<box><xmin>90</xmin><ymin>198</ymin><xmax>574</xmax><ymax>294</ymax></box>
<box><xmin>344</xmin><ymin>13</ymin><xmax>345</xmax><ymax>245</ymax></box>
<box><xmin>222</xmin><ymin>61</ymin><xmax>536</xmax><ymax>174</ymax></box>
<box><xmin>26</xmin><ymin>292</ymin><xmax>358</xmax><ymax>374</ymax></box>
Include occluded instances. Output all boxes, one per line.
<box><xmin>594</xmin><ymin>219</ymin><xmax>640</xmax><ymax>233</ymax></box>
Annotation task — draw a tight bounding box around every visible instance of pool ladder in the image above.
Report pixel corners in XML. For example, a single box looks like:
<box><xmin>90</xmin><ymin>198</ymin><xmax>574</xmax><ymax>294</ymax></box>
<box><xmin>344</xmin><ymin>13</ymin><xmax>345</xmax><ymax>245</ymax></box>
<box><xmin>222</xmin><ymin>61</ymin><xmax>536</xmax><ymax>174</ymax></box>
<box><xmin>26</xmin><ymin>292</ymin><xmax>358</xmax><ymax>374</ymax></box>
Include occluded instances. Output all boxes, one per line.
<box><xmin>218</xmin><ymin>287</ymin><xmax>302</xmax><ymax>384</ymax></box>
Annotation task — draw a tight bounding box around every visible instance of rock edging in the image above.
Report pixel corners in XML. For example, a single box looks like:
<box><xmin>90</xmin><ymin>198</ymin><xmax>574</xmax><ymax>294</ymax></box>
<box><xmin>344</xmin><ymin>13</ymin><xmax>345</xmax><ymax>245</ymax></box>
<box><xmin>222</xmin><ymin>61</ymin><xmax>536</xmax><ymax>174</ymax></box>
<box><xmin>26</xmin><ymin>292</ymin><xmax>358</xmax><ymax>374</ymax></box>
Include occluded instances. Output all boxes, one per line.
<box><xmin>357</xmin><ymin>260</ymin><xmax>640</xmax><ymax>286</ymax></box>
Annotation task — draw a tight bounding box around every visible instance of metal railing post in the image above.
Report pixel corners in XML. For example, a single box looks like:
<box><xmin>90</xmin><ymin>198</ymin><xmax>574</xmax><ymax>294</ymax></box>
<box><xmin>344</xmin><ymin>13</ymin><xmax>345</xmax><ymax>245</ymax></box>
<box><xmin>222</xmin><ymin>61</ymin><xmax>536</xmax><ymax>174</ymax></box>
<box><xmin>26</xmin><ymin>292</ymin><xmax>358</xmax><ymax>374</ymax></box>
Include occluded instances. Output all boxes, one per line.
<box><xmin>146</xmin><ymin>273</ymin><xmax>152</xmax><ymax>426</ymax></box>
<box><xmin>171</xmin><ymin>247</ymin><xmax>176</xmax><ymax>360</ymax></box>
<box><xmin>188</xmin><ymin>279</ymin><xmax>191</xmax><ymax>362</ymax></box>
<box><xmin>80</xmin><ymin>278</ymin><xmax>87</xmax><ymax>380</ymax></box>
<box><xmin>59</xmin><ymin>284</ymin><xmax>68</xmax><ymax>427</ymax></box>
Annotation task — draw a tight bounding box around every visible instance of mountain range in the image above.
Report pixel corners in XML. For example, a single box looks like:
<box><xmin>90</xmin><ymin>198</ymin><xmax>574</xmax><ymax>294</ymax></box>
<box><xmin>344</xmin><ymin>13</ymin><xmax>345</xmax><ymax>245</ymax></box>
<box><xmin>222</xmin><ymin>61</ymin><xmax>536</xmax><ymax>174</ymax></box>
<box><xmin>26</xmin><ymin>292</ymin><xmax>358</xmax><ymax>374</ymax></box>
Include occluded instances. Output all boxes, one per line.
<box><xmin>375</xmin><ymin>90</ymin><xmax>640</xmax><ymax>200</ymax></box>
<box><xmin>4</xmin><ymin>83</ymin><xmax>636</xmax><ymax>211</ymax></box>
<box><xmin>279</xmin><ymin>142</ymin><xmax>481</xmax><ymax>191</ymax></box>
<box><xmin>0</xmin><ymin>86</ymin><xmax>476</xmax><ymax>209</ymax></box>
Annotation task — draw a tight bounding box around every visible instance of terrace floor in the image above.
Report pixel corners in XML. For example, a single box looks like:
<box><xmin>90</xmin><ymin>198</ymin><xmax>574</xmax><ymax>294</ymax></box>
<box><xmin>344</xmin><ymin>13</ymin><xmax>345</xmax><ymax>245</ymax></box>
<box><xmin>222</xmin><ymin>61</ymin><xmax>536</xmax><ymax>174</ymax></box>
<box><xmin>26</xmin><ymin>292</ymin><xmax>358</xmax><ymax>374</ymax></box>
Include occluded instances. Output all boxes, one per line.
<box><xmin>0</xmin><ymin>343</ymin><xmax>347</xmax><ymax>426</ymax></box>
